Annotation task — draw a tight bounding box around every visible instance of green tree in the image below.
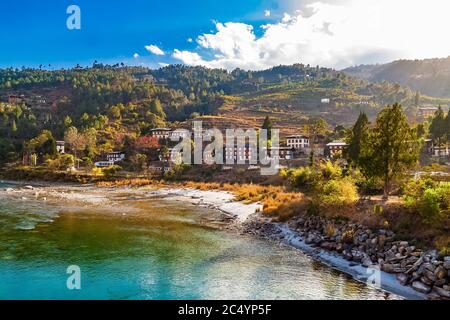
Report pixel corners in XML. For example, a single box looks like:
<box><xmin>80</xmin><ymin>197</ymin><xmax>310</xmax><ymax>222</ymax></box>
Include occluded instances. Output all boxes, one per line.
<box><xmin>261</xmin><ymin>116</ymin><xmax>274</xmax><ymax>140</ymax></box>
<box><xmin>429</xmin><ymin>106</ymin><xmax>447</xmax><ymax>160</ymax></box>
<box><xmin>361</xmin><ymin>103</ymin><xmax>421</xmax><ymax>198</ymax></box>
<box><xmin>150</xmin><ymin>99</ymin><xmax>166</xmax><ymax>120</ymax></box>
<box><xmin>414</xmin><ymin>91</ymin><xmax>420</xmax><ymax>107</ymax></box>
<box><xmin>346</xmin><ymin>112</ymin><xmax>369</xmax><ymax>167</ymax></box>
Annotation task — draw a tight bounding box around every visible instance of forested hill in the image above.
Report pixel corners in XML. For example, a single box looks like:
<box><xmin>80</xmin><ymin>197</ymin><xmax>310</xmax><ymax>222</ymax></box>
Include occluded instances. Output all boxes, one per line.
<box><xmin>343</xmin><ymin>56</ymin><xmax>450</xmax><ymax>98</ymax></box>
<box><xmin>1</xmin><ymin>62</ymin><xmax>450</xmax><ymax>165</ymax></box>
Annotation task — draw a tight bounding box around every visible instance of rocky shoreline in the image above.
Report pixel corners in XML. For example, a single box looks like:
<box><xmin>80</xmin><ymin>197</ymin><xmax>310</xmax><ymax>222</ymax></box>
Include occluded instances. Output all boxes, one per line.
<box><xmin>243</xmin><ymin>215</ymin><xmax>450</xmax><ymax>300</ymax></box>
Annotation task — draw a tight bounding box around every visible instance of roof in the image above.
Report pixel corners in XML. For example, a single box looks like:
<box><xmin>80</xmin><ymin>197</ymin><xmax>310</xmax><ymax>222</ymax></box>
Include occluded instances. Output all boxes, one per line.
<box><xmin>419</xmin><ymin>107</ymin><xmax>438</xmax><ymax>110</ymax></box>
<box><xmin>286</xmin><ymin>135</ymin><xmax>309</xmax><ymax>139</ymax></box>
<box><xmin>327</xmin><ymin>141</ymin><xmax>348</xmax><ymax>147</ymax></box>
<box><xmin>149</xmin><ymin>128</ymin><xmax>172</xmax><ymax>132</ymax></box>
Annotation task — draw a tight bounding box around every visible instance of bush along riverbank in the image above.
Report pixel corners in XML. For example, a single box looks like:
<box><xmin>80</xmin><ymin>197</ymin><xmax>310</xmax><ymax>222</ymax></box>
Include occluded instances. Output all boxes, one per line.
<box><xmin>243</xmin><ymin>214</ymin><xmax>450</xmax><ymax>299</ymax></box>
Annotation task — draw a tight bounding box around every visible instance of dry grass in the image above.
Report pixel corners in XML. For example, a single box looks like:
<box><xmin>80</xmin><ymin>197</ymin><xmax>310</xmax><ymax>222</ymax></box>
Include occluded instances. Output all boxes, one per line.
<box><xmin>97</xmin><ymin>178</ymin><xmax>306</xmax><ymax>221</ymax></box>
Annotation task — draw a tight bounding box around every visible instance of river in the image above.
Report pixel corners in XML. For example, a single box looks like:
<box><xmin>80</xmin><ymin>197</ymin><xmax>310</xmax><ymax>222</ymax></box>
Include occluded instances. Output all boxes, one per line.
<box><xmin>0</xmin><ymin>182</ymin><xmax>400</xmax><ymax>300</ymax></box>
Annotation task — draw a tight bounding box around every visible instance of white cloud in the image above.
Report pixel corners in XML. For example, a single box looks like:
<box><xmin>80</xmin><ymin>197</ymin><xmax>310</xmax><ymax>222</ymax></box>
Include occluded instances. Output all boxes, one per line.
<box><xmin>187</xmin><ymin>38</ymin><xmax>193</xmax><ymax>43</ymax></box>
<box><xmin>264</xmin><ymin>10</ymin><xmax>271</xmax><ymax>17</ymax></box>
<box><xmin>133</xmin><ymin>53</ymin><xmax>139</xmax><ymax>59</ymax></box>
<box><xmin>158</xmin><ymin>62</ymin><xmax>170</xmax><ymax>67</ymax></box>
<box><xmin>145</xmin><ymin>44</ymin><xmax>165</xmax><ymax>56</ymax></box>
<box><xmin>172</xmin><ymin>0</ymin><xmax>450</xmax><ymax>70</ymax></box>
<box><xmin>173</xmin><ymin>49</ymin><xmax>206</xmax><ymax>65</ymax></box>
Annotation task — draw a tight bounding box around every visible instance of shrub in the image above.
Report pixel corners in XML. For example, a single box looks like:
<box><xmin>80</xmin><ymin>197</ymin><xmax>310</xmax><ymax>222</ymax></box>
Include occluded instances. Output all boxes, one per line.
<box><xmin>283</xmin><ymin>166</ymin><xmax>315</xmax><ymax>189</ymax></box>
<box><xmin>318</xmin><ymin>177</ymin><xmax>359</xmax><ymax>207</ymax></box>
<box><xmin>403</xmin><ymin>179</ymin><xmax>450</xmax><ymax>225</ymax></box>
<box><xmin>45</xmin><ymin>154</ymin><xmax>75</xmax><ymax>170</ymax></box>
<box><xmin>319</xmin><ymin>160</ymin><xmax>342</xmax><ymax>180</ymax></box>
<box><xmin>103</xmin><ymin>165</ymin><xmax>122</xmax><ymax>177</ymax></box>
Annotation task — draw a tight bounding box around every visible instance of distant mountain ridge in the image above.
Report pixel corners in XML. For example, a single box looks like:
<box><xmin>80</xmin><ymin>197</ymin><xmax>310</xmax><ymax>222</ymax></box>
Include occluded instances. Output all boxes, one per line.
<box><xmin>343</xmin><ymin>56</ymin><xmax>450</xmax><ymax>98</ymax></box>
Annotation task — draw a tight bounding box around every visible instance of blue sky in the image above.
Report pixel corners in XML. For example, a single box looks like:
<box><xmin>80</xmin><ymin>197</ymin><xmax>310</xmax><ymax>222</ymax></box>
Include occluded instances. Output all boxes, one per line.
<box><xmin>1</xmin><ymin>0</ymin><xmax>450</xmax><ymax>70</ymax></box>
<box><xmin>0</xmin><ymin>0</ymin><xmax>276</xmax><ymax>69</ymax></box>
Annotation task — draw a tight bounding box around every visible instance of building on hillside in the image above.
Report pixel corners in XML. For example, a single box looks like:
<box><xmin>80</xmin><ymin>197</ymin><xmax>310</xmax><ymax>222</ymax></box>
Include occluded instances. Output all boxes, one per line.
<box><xmin>321</xmin><ymin>98</ymin><xmax>330</xmax><ymax>104</ymax></box>
<box><xmin>106</xmin><ymin>151</ymin><xmax>126</xmax><ymax>163</ymax></box>
<box><xmin>149</xmin><ymin>128</ymin><xmax>172</xmax><ymax>140</ymax></box>
<box><xmin>325</xmin><ymin>141</ymin><xmax>348</xmax><ymax>158</ymax></box>
<box><xmin>171</xmin><ymin>129</ymin><xmax>190</xmax><ymax>140</ymax></box>
<box><xmin>431</xmin><ymin>146</ymin><xmax>450</xmax><ymax>157</ymax></box>
<box><xmin>56</xmin><ymin>141</ymin><xmax>65</xmax><ymax>154</ymax></box>
<box><xmin>224</xmin><ymin>144</ymin><xmax>256</xmax><ymax>163</ymax></box>
<box><xmin>8</xmin><ymin>94</ymin><xmax>25</xmax><ymax>104</ymax></box>
<box><xmin>424</xmin><ymin>139</ymin><xmax>434</xmax><ymax>154</ymax></box>
<box><xmin>267</xmin><ymin>147</ymin><xmax>294</xmax><ymax>160</ymax></box>
<box><xmin>424</xmin><ymin>139</ymin><xmax>450</xmax><ymax>158</ymax></box>
<box><xmin>286</xmin><ymin>135</ymin><xmax>310</xmax><ymax>149</ymax></box>
<box><xmin>418</xmin><ymin>107</ymin><xmax>438</xmax><ymax>119</ymax></box>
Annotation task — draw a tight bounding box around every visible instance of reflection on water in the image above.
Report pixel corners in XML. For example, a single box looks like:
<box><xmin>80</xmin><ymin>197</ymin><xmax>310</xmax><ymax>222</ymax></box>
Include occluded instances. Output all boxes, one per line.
<box><xmin>0</xmin><ymin>185</ymin><xmax>400</xmax><ymax>300</ymax></box>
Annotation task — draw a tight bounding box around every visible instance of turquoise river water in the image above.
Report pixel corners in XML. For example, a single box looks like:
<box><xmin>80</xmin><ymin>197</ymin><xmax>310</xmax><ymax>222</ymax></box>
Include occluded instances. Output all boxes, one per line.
<box><xmin>0</xmin><ymin>182</ymin><xmax>400</xmax><ymax>300</ymax></box>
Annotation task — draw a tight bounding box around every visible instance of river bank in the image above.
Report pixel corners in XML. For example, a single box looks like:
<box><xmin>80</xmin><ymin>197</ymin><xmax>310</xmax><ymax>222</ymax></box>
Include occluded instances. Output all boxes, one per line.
<box><xmin>0</xmin><ymin>181</ymin><xmax>400</xmax><ymax>300</ymax></box>
<box><xmin>1</xmin><ymin>181</ymin><xmax>447</xmax><ymax>299</ymax></box>
<box><xmin>137</xmin><ymin>186</ymin><xmax>432</xmax><ymax>300</ymax></box>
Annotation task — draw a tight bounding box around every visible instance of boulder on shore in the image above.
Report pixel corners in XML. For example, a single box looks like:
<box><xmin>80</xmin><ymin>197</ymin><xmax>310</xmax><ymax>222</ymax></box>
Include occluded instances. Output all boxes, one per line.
<box><xmin>411</xmin><ymin>281</ymin><xmax>431</xmax><ymax>294</ymax></box>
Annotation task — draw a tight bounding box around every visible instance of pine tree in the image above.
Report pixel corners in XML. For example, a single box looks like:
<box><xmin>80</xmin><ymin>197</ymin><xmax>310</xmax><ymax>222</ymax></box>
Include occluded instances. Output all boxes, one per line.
<box><xmin>429</xmin><ymin>106</ymin><xmax>446</xmax><ymax>160</ymax></box>
<box><xmin>414</xmin><ymin>91</ymin><xmax>420</xmax><ymax>107</ymax></box>
<box><xmin>361</xmin><ymin>104</ymin><xmax>420</xmax><ymax>198</ymax></box>
<box><xmin>261</xmin><ymin>116</ymin><xmax>273</xmax><ymax>140</ymax></box>
<box><xmin>346</xmin><ymin>112</ymin><xmax>369</xmax><ymax>167</ymax></box>
<box><xmin>150</xmin><ymin>99</ymin><xmax>166</xmax><ymax>120</ymax></box>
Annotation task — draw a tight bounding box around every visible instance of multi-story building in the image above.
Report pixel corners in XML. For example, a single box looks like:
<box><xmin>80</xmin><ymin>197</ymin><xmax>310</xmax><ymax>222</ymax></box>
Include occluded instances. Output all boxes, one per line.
<box><xmin>418</xmin><ymin>107</ymin><xmax>438</xmax><ymax>119</ymax></box>
<box><xmin>286</xmin><ymin>135</ymin><xmax>310</xmax><ymax>149</ymax></box>
<box><xmin>325</xmin><ymin>141</ymin><xmax>348</xmax><ymax>158</ymax></box>
<box><xmin>224</xmin><ymin>144</ymin><xmax>256</xmax><ymax>163</ymax></box>
<box><xmin>267</xmin><ymin>147</ymin><xmax>294</xmax><ymax>160</ymax></box>
<box><xmin>56</xmin><ymin>141</ymin><xmax>65</xmax><ymax>154</ymax></box>
<box><xmin>106</xmin><ymin>152</ymin><xmax>126</xmax><ymax>163</ymax></box>
<box><xmin>149</xmin><ymin>128</ymin><xmax>172</xmax><ymax>140</ymax></box>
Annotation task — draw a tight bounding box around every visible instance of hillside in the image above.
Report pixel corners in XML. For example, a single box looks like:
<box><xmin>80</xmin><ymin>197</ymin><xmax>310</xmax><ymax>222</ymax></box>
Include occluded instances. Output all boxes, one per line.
<box><xmin>1</xmin><ymin>63</ymin><xmax>450</xmax><ymax>164</ymax></box>
<box><xmin>343</xmin><ymin>57</ymin><xmax>450</xmax><ymax>98</ymax></box>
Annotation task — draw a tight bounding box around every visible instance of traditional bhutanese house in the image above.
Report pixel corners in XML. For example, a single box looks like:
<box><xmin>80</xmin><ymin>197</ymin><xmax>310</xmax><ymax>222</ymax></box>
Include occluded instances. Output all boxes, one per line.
<box><xmin>431</xmin><ymin>145</ymin><xmax>450</xmax><ymax>157</ymax></box>
<box><xmin>149</xmin><ymin>128</ymin><xmax>172</xmax><ymax>140</ymax></box>
<box><xmin>224</xmin><ymin>144</ymin><xmax>256</xmax><ymax>163</ymax></box>
<box><xmin>106</xmin><ymin>151</ymin><xmax>126</xmax><ymax>163</ymax></box>
<box><xmin>424</xmin><ymin>139</ymin><xmax>450</xmax><ymax>157</ymax></box>
<box><xmin>286</xmin><ymin>135</ymin><xmax>310</xmax><ymax>149</ymax></box>
<box><xmin>267</xmin><ymin>147</ymin><xmax>294</xmax><ymax>160</ymax></box>
<box><xmin>418</xmin><ymin>107</ymin><xmax>438</xmax><ymax>119</ymax></box>
<box><xmin>424</xmin><ymin>139</ymin><xmax>433</xmax><ymax>154</ymax></box>
<box><xmin>325</xmin><ymin>141</ymin><xmax>348</xmax><ymax>158</ymax></box>
<box><xmin>56</xmin><ymin>141</ymin><xmax>65</xmax><ymax>154</ymax></box>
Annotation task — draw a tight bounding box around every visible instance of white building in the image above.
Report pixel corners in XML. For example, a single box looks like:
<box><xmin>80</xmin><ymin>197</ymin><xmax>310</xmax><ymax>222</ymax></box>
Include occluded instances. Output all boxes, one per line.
<box><xmin>149</xmin><ymin>128</ymin><xmax>172</xmax><ymax>140</ymax></box>
<box><xmin>286</xmin><ymin>135</ymin><xmax>310</xmax><ymax>149</ymax></box>
<box><xmin>431</xmin><ymin>146</ymin><xmax>450</xmax><ymax>157</ymax></box>
<box><xmin>56</xmin><ymin>141</ymin><xmax>65</xmax><ymax>154</ymax></box>
<box><xmin>106</xmin><ymin>152</ymin><xmax>126</xmax><ymax>163</ymax></box>
<box><xmin>325</xmin><ymin>141</ymin><xmax>348</xmax><ymax>158</ymax></box>
<box><xmin>225</xmin><ymin>145</ymin><xmax>256</xmax><ymax>163</ymax></box>
<box><xmin>266</xmin><ymin>147</ymin><xmax>294</xmax><ymax>160</ymax></box>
